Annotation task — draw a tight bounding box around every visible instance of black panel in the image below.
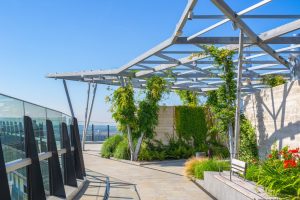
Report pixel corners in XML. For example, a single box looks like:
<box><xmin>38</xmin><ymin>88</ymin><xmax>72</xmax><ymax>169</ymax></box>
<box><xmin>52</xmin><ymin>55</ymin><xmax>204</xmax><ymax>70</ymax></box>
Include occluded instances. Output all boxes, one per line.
<box><xmin>0</xmin><ymin>137</ymin><xmax>11</xmax><ymax>200</ymax></box>
<box><xmin>71</xmin><ymin>117</ymin><xmax>85</xmax><ymax>179</ymax></box>
<box><xmin>72</xmin><ymin>117</ymin><xmax>86</xmax><ymax>176</ymax></box>
<box><xmin>24</xmin><ymin>116</ymin><xmax>46</xmax><ymax>200</ymax></box>
<box><xmin>62</xmin><ymin>122</ymin><xmax>77</xmax><ymax>187</ymax></box>
<box><xmin>46</xmin><ymin>120</ymin><xmax>66</xmax><ymax>198</ymax></box>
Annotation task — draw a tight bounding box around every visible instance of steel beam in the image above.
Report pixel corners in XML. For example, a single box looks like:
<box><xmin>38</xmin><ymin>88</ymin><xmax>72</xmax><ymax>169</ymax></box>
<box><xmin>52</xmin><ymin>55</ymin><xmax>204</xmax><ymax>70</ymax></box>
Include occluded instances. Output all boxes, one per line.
<box><xmin>188</xmin><ymin>0</ymin><xmax>271</xmax><ymax>41</ymax></box>
<box><xmin>176</xmin><ymin>36</ymin><xmax>300</xmax><ymax>44</ymax></box>
<box><xmin>211</xmin><ymin>0</ymin><xmax>289</xmax><ymax>67</ymax></box>
<box><xmin>135</xmin><ymin>19</ymin><xmax>300</xmax><ymax>77</ymax></box>
<box><xmin>191</xmin><ymin>14</ymin><xmax>300</xmax><ymax>19</ymax></box>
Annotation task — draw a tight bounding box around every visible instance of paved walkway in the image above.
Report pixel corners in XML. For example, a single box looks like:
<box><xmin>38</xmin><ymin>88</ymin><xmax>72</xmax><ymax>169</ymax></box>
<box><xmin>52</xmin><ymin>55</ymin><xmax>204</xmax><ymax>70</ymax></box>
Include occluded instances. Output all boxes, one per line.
<box><xmin>76</xmin><ymin>144</ymin><xmax>213</xmax><ymax>200</ymax></box>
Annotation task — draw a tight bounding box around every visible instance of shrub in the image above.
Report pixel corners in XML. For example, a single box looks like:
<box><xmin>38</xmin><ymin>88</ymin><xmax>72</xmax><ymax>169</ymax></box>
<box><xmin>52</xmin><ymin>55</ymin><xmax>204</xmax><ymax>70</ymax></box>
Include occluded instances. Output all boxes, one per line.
<box><xmin>165</xmin><ymin>139</ymin><xmax>194</xmax><ymax>159</ymax></box>
<box><xmin>184</xmin><ymin>157</ymin><xmax>206</xmax><ymax>178</ymax></box>
<box><xmin>211</xmin><ymin>145</ymin><xmax>230</xmax><ymax>159</ymax></box>
<box><xmin>184</xmin><ymin>157</ymin><xmax>230</xmax><ymax>179</ymax></box>
<box><xmin>194</xmin><ymin>159</ymin><xmax>229</xmax><ymax>179</ymax></box>
<box><xmin>138</xmin><ymin>142</ymin><xmax>166</xmax><ymax>161</ymax></box>
<box><xmin>101</xmin><ymin>135</ymin><xmax>123</xmax><ymax>158</ymax></box>
<box><xmin>113</xmin><ymin>138</ymin><xmax>130</xmax><ymax>160</ymax></box>
<box><xmin>246</xmin><ymin>146</ymin><xmax>300</xmax><ymax>199</ymax></box>
<box><xmin>245</xmin><ymin>164</ymin><xmax>260</xmax><ymax>182</ymax></box>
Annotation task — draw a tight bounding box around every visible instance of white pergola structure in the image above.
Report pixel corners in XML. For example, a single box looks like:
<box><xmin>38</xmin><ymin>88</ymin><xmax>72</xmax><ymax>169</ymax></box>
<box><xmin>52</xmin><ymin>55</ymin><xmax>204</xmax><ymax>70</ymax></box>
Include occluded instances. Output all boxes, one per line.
<box><xmin>47</xmin><ymin>0</ymin><xmax>300</xmax><ymax>156</ymax></box>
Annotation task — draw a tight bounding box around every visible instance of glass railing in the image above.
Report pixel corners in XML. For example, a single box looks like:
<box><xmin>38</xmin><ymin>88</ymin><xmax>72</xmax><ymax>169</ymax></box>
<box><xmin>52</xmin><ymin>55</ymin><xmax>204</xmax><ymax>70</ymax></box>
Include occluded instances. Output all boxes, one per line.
<box><xmin>0</xmin><ymin>93</ymin><xmax>74</xmax><ymax>200</ymax></box>
<box><xmin>77</xmin><ymin>121</ymin><xmax>119</xmax><ymax>142</ymax></box>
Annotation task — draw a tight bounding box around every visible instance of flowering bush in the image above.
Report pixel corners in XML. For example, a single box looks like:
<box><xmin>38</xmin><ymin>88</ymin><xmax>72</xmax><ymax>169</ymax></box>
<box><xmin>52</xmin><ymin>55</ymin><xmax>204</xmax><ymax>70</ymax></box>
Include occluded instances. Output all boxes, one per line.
<box><xmin>247</xmin><ymin>146</ymin><xmax>300</xmax><ymax>199</ymax></box>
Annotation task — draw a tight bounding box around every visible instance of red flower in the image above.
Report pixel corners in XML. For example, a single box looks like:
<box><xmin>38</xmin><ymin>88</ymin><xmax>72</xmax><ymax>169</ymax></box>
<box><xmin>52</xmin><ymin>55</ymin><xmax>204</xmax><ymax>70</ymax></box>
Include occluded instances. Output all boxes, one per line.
<box><xmin>283</xmin><ymin>159</ymin><xmax>297</xmax><ymax>168</ymax></box>
<box><xmin>288</xmin><ymin>148</ymin><xmax>299</xmax><ymax>154</ymax></box>
<box><xmin>268</xmin><ymin>154</ymin><xmax>272</xmax><ymax>159</ymax></box>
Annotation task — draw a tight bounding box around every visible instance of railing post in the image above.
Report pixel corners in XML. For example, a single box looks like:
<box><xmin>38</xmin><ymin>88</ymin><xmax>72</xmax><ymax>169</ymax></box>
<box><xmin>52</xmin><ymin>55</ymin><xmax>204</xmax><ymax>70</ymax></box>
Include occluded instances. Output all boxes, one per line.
<box><xmin>24</xmin><ymin>116</ymin><xmax>46</xmax><ymax>200</ymax></box>
<box><xmin>92</xmin><ymin>124</ymin><xmax>94</xmax><ymax>142</ymax></box>
<box><xmin>46</xmin><ymin>120</ymin><xmax>66</xmax><ymax>198</ymax></box>
<box><xmin>0</xmin><ymin>137</ymin><xmax>11</xmax><ymax>200</ymax></box>
<box><xmin>71</xmin><ymin>118</ymin><xmax>86</xmax><ymax>178</ymax></box>
<box><xmin>107</xmin><ymin>125</ymin><xmax>110</xmax><ymax>139</ymax></box>
<box><xmin>62</xmin><ymin>122</ymin><xmax>77</xmax><ymax>187</ymax></box>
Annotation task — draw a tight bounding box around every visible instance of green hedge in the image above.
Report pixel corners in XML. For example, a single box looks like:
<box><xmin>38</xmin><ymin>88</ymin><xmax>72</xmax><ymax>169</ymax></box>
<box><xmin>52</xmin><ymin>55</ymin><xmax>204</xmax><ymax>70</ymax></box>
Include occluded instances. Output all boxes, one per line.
<box><xmin>175</xmin><ymin>106</ymin><xmax>208</xmax><ymax>147</ymax></box>
<box><xmin>101</xmin><ymin>135</ymin><xmax>123</xmax><ymax>158</ymax></box>
<box><xmin>113</xmin><ymin>139</ymin><xmax>130</xmax><ymax>160</ymax></box>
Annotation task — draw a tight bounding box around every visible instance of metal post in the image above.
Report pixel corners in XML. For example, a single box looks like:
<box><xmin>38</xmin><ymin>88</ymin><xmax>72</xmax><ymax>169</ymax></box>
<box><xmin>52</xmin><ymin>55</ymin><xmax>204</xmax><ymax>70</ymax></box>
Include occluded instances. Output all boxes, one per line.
<box><xmin>46</xmin><ymin>120</ymin><xmax>66</xmax><ymax>198</ymax></box>
<box><xmin>82</xmin><ymin>83</ymin><xmax>91</xmax><ymax>151</ymax></box>
<box><xmin>234</xmin><ymin>30</ymin><xmax>244</xmax><ymax>158</ymax></box>
<box><xmin>83</xmin><ymin>83</ymin><xmax>97</xmax><ymax>149</ymax></box>
<box><xmin>92</xmin><ymin>124</ymin><xmax>94</xmax><ymax>142</ymax></box>
<box><xmin>107</xmin><ymin>125</ymin><xmax>110</xmax><ymax>139</ymax></box>
<box><xmin>63</xmin><ymin>80</ymin><xmax>75</xmax><ymax>118</ymax></box>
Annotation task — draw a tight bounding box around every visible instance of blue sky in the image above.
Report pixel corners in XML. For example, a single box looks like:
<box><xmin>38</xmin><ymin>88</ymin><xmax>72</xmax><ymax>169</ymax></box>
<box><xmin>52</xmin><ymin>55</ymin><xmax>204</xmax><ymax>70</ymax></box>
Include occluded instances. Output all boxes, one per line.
<box><xmin>0</xmin><ymin>0</ymin><xmax>299</xmax><ymax>123</ymax></box>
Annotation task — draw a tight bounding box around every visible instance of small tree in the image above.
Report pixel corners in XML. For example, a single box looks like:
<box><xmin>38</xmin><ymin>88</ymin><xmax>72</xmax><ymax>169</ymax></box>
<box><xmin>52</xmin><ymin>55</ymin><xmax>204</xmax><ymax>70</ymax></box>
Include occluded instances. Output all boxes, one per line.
<box><xmin>109</xmin><ymin>76</ymin><xmax>167</xmax><ymax>161</ymax></box>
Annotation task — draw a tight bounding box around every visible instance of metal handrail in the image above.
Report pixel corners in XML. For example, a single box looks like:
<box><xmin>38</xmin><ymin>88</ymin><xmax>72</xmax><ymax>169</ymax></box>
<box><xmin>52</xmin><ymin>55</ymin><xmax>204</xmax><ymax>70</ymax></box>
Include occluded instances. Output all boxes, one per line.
<box><xmin>4</xmin><ymin>148</ymin><xmax>73</xmax><ymax>173</ymax></box>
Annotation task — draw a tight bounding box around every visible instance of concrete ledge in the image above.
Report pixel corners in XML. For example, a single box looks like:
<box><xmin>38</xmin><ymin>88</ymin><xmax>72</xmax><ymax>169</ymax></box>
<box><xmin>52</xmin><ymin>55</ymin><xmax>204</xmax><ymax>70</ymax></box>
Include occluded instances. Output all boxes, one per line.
<box><xmin>47</xmin><ymin>178</ymin><xmax>87</xmax><ymax>200</ymax></box>
<box><xmin>197</xmin><ymin>171</ymin><xmax>278</xmax><ymax>200</ymax></box>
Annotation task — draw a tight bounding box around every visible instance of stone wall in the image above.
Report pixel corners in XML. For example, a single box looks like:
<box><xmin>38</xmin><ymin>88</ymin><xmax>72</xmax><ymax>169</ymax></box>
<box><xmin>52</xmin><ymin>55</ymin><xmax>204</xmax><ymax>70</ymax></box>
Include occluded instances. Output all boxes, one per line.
<box><xmin>243</xmin><ymin>80</ymin><xmax>300</xmax><ymax>158</ymax></box>
<box><xmin>154</xmin><ymin>106</ymin><xmax>176</xmax><ymax>145</ymax></box>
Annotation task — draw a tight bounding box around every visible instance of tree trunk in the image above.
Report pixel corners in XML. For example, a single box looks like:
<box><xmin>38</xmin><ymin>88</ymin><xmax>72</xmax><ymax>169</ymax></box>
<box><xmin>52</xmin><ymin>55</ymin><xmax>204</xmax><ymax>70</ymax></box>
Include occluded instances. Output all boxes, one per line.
<box><xmin>133</xmin><ymin>132</ymin><xmax>144</xmax><ymax>161</ymax></box>
<box><xmin>126</xmin><ymin>125</ymin><xmax>134</xmax><ymax>161</ymax></box>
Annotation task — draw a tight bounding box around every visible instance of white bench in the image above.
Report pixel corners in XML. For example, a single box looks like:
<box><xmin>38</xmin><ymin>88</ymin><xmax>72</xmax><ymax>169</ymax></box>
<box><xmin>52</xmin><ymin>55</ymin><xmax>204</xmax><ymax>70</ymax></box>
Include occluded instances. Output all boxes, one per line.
<box><xmin>230</xmin><ymin>158</ymin><xmax>247</xmax><ymax>181</ymax></box>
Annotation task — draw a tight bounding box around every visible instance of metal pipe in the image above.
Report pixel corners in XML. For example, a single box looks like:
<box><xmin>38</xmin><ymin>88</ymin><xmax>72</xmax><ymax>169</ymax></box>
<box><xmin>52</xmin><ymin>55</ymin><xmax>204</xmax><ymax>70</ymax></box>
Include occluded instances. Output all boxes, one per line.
<box><xmin>82</xmin><ymin>83</ymin><xmax>91</xmax><ymax>151</ymax></box>
<box><xmin>83</xmin><ymin>83</ymin><xmax>98</xmax><ymax>149</ymax></box>
<box><xmin>234</xmin><ymin>30</ymin><xmax>244</xmax><ymax>158</ymax></box>
<box><xmin>63</xmin><ymin>80</ymin><xmax>75</xmax><ymax>118</ymax></box>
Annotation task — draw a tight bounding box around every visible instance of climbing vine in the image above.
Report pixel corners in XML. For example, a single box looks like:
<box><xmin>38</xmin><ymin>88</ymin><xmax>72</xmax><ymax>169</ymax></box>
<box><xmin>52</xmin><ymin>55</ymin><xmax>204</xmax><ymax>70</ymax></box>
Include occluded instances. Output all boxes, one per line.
<box><xmin>175</xmin><ymin>90</ymin><xmax>199</xmax><ymax>107</ymax></box>
<box><xmin>175</xmin><ymin>106</ymin><xmax>207</xmax><ymax>147</ymax></box>
<box><xmin>262</xmin><ymin>74</ymin><xmax>286</xmax><ymax>87</ymax></box>
<box><xmin>202</xmin><ymin>46</ymin><xmax>236</xmax><ymax>135</ymax></box>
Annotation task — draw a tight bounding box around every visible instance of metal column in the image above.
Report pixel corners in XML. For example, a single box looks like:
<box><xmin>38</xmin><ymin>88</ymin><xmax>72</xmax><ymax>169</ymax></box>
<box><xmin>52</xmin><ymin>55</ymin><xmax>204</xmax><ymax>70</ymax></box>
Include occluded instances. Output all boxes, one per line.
<box><xmin>82</xmin><ymin>83</ymin><xmax>97</xmax><ymax>150</ymax></box>
<box><xmin>234</xmin><ymin>30</ymin><xmax>244</xmax><ymax>158</ymax></box>
<box><xmin>63</xmin><ymin>80</ymin><xmax>75</xmax><ymax>118</ymax></box>
<box><xmin>82</xmin><ymin>83</ymin><xmax>91</xmax><ymax>151</ymax></box>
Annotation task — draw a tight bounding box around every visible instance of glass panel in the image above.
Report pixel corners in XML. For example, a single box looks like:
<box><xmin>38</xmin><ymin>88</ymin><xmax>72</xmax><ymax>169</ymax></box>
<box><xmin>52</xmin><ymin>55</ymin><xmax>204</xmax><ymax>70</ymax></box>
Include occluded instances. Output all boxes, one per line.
<box><xmin>46</xmin><ymin>109</ymin><xmax>63</xmax><ymax>150</ymax></box>
<box><xmin>0</xmin><ymin>95</ymin><xmax>25</xmax><ymax>162</ymax></box>
<box><xmin>62</xmin><ymin>114</ymin><xmax>72</xmax><ymax>146</ymax></box>
<box><xmin>8</xmin><ymin>167</ymin><xmax>27</xmax><ymax>200</ymax></box>
<box><xmin>24</xmin><ymin>103</ymin><xmax>50</xmax><ymax>195</ymax></box>
<box><xmin>24</xmin><ymin>103</ymin><xmax>47</xmax><ymax>153</ymax></box>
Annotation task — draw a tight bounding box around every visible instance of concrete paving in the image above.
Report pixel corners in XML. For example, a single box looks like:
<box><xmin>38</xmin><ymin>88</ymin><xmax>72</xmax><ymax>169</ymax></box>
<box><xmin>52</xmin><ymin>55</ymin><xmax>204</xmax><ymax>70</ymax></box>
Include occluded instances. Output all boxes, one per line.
<box><xmin>75</xmin><ymin>143</ymin><xmax>213</xmax><ymax>200</ymax></box>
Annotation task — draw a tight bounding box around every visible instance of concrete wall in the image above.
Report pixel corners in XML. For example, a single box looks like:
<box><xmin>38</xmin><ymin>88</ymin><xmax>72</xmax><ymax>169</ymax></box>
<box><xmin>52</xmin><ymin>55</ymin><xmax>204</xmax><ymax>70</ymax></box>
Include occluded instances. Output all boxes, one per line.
<box><xmin>154</xmin><ymin>106</ymin><xmax>176</xmax><ymax>145</ymax></box>
<box><xmin>243</xmin><ymin>80</ymin><xmax>300</xmax><ymax>158</ymax></box>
